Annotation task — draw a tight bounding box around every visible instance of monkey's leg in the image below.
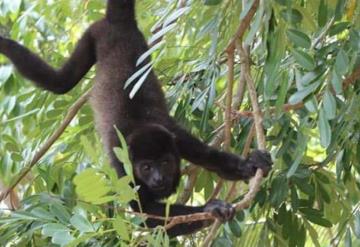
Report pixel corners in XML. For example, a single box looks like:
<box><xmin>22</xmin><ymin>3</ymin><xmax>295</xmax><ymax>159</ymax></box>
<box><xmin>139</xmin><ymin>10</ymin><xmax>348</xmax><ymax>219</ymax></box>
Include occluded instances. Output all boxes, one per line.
<box><xmin>0</xmin><ymin>30</ymin><xmax>95</xmax><ymax>94</ymax></box>
<box><xmin>131</xmin><ymin>198</ymin><xmax>234</xmax><ymax>237</ymax></box>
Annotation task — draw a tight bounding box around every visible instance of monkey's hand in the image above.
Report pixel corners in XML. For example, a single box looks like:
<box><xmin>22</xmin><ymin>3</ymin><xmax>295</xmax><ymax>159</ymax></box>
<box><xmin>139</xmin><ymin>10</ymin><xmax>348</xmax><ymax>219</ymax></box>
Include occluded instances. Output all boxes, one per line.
<box><xmin>246</xmin><ymin>149</ymin><xmax>272</xmax><ymax>177</ymax></box>
<box><xmin>204</xmin><ymin>199</ymin><xmax>235</xmax><ymax>223</ymax></box>
<box><xmin>216</xmin><ymin>150</ymin><xmax>272</xmax><ymax>181</ymax></box>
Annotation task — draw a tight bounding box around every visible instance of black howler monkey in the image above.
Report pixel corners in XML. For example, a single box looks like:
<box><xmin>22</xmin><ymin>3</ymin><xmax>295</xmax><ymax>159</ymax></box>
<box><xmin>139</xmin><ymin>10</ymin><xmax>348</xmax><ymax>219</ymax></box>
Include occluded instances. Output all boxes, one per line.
<box><xmin>0</xmin><ymin>0</ymin><xmax>272</xmax><ymax>237</ymax></box>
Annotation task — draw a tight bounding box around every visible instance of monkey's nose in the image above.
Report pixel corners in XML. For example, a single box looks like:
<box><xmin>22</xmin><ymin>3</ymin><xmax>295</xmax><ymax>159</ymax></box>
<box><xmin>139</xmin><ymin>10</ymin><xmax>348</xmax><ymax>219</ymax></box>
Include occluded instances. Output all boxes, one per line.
<box><xmin>153</xmin><ymin>177</ymin><xmax>165</xmax><ymax>188</ymax></box>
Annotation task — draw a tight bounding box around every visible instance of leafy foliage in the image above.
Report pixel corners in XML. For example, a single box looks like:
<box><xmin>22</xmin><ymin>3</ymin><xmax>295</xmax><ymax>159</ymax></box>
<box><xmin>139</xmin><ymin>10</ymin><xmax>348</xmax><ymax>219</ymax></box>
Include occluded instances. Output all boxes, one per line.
<box><xmin>0</xmin><ymin>0</ymin><xmax>360</xmax><ymax>246</ymax></box>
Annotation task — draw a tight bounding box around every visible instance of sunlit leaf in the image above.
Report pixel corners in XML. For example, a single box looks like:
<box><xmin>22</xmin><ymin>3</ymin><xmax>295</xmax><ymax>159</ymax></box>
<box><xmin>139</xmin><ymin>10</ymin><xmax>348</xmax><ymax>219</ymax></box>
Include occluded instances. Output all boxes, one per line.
<box><xmin>70</xmin><ymin>214</ymin><xmax>95</xmax><ymax>233</ymax></box>
<box><xmin>113</xmin><ymin>216</ymin><xmax>130</xmax><ymax>241</ymax></box>
<box><xmin>74</xmin><ymin>168</ymin><xmax>112</xmax><ymax>204</ymax></box>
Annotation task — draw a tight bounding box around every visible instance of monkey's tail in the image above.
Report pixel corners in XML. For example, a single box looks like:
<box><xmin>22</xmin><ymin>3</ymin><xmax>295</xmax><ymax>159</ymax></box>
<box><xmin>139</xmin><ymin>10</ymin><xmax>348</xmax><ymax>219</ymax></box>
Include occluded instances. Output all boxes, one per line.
<box><xmin>106</xmin><ymin>0</ymin><xmax>136</xmax><ymax>23</ymax></box>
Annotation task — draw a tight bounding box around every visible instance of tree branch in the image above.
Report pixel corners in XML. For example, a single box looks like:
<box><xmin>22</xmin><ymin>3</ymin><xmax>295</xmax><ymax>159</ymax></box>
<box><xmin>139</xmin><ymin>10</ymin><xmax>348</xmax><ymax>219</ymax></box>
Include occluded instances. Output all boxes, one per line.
<box><xmin>226</xmin><ymin>0</ymin><xmax>259</xmax><ymax>52</ymax></box>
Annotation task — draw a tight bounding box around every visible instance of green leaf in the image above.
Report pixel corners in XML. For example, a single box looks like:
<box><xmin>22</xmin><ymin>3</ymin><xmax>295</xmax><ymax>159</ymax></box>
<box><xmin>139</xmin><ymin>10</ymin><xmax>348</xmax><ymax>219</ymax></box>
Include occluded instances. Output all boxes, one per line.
<box><xmin>335</xmin><ymin>49</ymin><xmax>349</xmax><ymax>75</ymax></box>
<box><xmin>70</xmin><ymin>214</ymin><xmax>95</xmax><ymax>233</ymax></box>
<box><xmin>289</xmin><ymin>79</ymin><xmax>321</xmax><ymax>104</ymax></box>
<box><xmin>345</xmin><ymin>228</ymin><xmax>352</xmax><ymax>247</ymax></box>
<box><xmin>331</xmin><ymin>70</ymin><xmax>343</xmax><ymax>94</ymax></box>
<box><xmin>67</xmin><ymin>233</ymin><xmax>98</xmax><ymax>247</ymax></box>
<box><xmin>114</xmin><ymin>127</ymin><xmax>134</xmax><ymax>179</ymax></box>
<box><xmin>163</xmin><ymin>6</ymin><xmax>190</xmax><ymax>27</ymax></box>
<box><xmin>203</xmin><ymin>0</ymin><xmax>222</xmax><ymax>6</ymax></box>
<box><xmin>287</xmin><ymin>132</ymin><xmax>307</xmax><ymax>178</ymax></box>
<box><xmin>318</xmin><ymin>0</ymin><xmax>327</xmax><ymax>27</ymax></box>
<box><xmin>304</xmin><ymin>214</ymin><xmax>332</xmax><ymax>227</ymax></box>
<box><xmin>113</xmin><ymin>216</ymin><xmax>130</xmax><ymax>241</ymax></box>
<box><xmin>236</xmin><ymin>210</ymin><xmax>245</xmax><ymax>222</ymax></box>
<box><xmin>74</xmin><ymin>168</ymin><xmax>112</xmax><ymax>204</ymax></box>
<box><xmin>304</xmin><ymin>220</ymin><xmax>321</xmax><ymax>247</ymax></box>
<box><xmin>51</xmin><ymin>231</ymin><xmax>74</xmax><ymax>246</ymax></box>
<box><xmin>329</xmin><ymin>22</ymin><xmax>350</xmax><ymax>36</ymax></box>
<box><xmin>287</xmin><ymin>29</ymin><xmax>311</xmax><ymax>49</ymax></box>
<box><xmin>7</xmin><ymin>0</ymin><xmax>21</xmax><ymax>13</ymax></box>
<box><xmin>280</xmin><ymin>9</ymin><xmax>303</xmax><ymax>24</ymax></box>
<box><xmin>41</xmin><ymin>223</ymin><xmax>70</xmax><ymax>237</ymax></box>
<box><xmin>291</xmin><ymin>49</ymin><xmax>316</xmax><ymax>70</ymax></box>
<box><xmin>318</xmin><ymin>107</ymin><xmax>332</xmax><ymax>148</ymax></box>
<box><xmin>323</xmin><ymin>90</ymin><xmax>336</xmax><ymax>120</ymax></box>
<box><xmin>0</xmin><ymin>65</ymin><xmax>13</xmax><ymax>86</ymax></box>
<box><xmin>10</xmin><ymin>153</ymin><xmax>23</xmax><ymax>162</ymax></box>
<box><xmin>49</xmin><ymin>204</ymin><xmax>71</xmax><ymax>224</ymax></box>
<box><xmin>354</xmin><ymin>212</ymin><xmax>360</xmax><ymax>239</ymax></box>
<box><xmin>81</xmin><ymin>136</ymin><xmax>98</xmax><ymax>163</ymax></box>
<box><xmin>114</xmin><ymin>176</ymin><xmax>136</xmax><ymax>203</ymax></box>
<box><xmin>31</xmin><ymin>208</ymin><xmax>55</xmax><ymax>221</ymax></box>
<box><xmin>228</xmin><ymin>219</ymin><xmax>242</xmax><ymax>238</ymax></box>
<box><xmin>212</xmin><ymin>237</ymin><xmax>232</xmax><ymax>247</ymax></box>
<box><xmin>270</xmin><ymin>176</ymin><xmax>289</xmax><ymax>207</ymax></box>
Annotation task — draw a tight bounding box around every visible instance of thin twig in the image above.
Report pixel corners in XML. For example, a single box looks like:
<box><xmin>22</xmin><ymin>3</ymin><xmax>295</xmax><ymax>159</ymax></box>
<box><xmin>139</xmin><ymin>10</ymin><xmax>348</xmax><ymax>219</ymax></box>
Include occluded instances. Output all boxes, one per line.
<box><xmin>202</xmin><ymin>41</ymin><xmax>237</xmax><ymax>247</ymax></box>
<box><xmin>224</xmin><ymin>49</ymin><xmax>235</xmax><ymax>150</ymax></box>
<box><xmin>225</xmin><ymin>0</ymin><xmax>260</xmax><ymax>53</ymax></box>
<box><xmin>226</xmin><ymin>124</ymin><xmax>255</xmax><ymax>202</ymax></box>
<box><xmin>0</xmin><ymin>89</ymin><xmax>92</xmax><ymax>202</ymax></box>
<box><xmin>343</xmin><ymin>65</ymin><xmax>360</xmax><ymax>89</ymax></box>
<box><xmin>239</xmin><ymin>48</ymin><xmax>265</xmax><ymax>148</ymax></box>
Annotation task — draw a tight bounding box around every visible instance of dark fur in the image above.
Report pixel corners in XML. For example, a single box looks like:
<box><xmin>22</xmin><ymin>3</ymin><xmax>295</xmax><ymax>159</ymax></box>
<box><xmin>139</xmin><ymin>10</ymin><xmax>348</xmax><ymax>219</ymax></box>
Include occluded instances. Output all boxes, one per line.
<box><xmin>0</xmin><ymin>0</ymin><xmax>272</xmax><ymax>237</ymax></box>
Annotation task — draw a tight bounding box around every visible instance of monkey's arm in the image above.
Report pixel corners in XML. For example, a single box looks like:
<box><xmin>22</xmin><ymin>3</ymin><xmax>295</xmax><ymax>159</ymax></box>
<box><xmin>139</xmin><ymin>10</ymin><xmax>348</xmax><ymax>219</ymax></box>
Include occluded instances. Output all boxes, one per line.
<box><xmin>0</xmin><ymin>30</ymin><xmax>95</xmax><ymax>94</ymax></box>
<box><xmin>131</xmin><ymin>198</ymin><xmax>233</xmax><ymax>237</ymax></box>
<box><xmin>171</xmin><ymin>125</ymin><xmax>272</xmax><ymax>181</ymax></box>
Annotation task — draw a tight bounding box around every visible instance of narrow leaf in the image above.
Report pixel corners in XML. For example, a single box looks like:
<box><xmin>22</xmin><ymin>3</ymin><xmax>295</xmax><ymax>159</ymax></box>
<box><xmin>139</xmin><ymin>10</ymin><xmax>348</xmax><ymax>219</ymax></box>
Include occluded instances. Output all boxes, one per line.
<box><xmin>318</xmin><ymin>108</ymin><xmax>331</xmax><ymax>148</ymax></box>
<box><xmin>292</xmin><ymin>49</ymin><xmax>316</xmax><ymax>70</ymax></box>
<box><xmin>323</xmin><ymin>90</ymin><xmax>336</xmax><ymax>120</ymax></box>
<box><xmin>287</xmin><ymin>29</ymin><xmax>311</xmax><ymax>49</ymax></box>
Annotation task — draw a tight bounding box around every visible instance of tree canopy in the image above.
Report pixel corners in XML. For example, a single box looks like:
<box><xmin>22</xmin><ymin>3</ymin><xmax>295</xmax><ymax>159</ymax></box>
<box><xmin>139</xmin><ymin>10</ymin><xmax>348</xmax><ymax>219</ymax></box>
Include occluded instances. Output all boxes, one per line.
<box><xmin>0</xmin><ymin>0</ymin><xmax>360</xmax><ymax>246</ymax></box>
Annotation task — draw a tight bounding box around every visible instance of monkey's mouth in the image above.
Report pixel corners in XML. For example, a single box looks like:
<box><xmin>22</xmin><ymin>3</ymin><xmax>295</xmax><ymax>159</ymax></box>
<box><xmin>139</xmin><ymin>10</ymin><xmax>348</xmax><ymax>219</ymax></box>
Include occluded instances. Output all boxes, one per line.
<box><xmin>151</xmin><ymin>185</ymin><xmax>167</xmax><ymax>192</ymax></box>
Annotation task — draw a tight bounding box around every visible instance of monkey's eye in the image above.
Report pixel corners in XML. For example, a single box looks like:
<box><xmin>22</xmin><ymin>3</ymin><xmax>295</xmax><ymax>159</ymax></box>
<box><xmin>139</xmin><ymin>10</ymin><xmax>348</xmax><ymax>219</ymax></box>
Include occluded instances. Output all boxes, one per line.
<box><xmin>142</xmin><ymin>164</ymin><xmax>151</xmax><ymax>172</ymax></box>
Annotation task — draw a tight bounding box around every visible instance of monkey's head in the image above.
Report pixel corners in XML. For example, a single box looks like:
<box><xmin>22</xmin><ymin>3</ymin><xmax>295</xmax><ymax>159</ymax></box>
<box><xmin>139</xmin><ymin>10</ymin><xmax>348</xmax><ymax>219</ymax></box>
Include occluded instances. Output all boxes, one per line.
<box><xmin>127</xmin><ymin>124</ymin><xmax>180</xmax><ymax>198</ymax></box>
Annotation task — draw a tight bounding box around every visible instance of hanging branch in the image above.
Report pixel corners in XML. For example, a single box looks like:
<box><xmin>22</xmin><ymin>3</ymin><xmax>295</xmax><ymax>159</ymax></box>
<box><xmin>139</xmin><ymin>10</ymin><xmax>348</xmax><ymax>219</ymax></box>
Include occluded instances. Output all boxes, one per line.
<box><xmin>0</xmin><ymin>89</ymin><xmax>92</xmax><ymax>202</ymax></box>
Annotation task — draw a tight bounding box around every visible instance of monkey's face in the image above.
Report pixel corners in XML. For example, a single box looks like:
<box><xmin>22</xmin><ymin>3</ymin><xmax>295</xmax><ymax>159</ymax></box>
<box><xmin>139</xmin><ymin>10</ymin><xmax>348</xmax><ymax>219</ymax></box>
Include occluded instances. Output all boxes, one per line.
<box><xmin>133</xmin><ymin>153</ymin><xmax>179</xmax><ymax>196</ymax></box>
<box><xmin>127</xmin><ymin>124</ymin><xmax>181</xmax><ymax>198</ymax></box>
